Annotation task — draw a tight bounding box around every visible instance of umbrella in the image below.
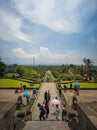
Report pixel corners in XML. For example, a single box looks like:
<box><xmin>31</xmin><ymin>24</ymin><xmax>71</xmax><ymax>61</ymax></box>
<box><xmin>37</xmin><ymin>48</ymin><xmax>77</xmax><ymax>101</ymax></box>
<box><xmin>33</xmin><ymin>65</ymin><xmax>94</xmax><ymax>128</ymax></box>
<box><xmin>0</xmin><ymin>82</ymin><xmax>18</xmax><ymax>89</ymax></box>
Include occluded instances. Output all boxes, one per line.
<box><xmin>23</xmin><ymin>91</ymin><xmax>29</xmax><ymax>97</ymax></box>
<box><xmin>74</xmin><ymin>82</ymin><xmax>80</xmax><ymax>87</ymax></box>
<box><xmin>51</xmin><ymin>99</ymin><xmax>60</xmax><ymax>106</ymax></box>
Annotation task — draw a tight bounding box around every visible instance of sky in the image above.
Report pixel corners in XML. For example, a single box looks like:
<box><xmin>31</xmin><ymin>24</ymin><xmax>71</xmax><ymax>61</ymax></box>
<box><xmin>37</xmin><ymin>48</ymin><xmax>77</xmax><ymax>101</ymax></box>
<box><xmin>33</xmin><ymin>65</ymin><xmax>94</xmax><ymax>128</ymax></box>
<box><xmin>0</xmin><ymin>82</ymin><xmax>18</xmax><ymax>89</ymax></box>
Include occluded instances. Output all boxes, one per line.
<box><xmin>0</xmin><ymin>0</ymin><xmax>97</xmax><ymax>65</ymax></box>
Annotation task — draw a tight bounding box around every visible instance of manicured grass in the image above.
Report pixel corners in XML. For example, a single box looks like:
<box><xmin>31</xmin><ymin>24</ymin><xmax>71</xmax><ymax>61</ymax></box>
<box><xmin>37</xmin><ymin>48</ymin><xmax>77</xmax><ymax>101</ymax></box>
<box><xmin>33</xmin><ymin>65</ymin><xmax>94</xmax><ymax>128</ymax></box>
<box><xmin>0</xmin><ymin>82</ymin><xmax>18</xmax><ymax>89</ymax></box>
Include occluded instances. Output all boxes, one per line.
<box><xmin>0</xmin><ymin>78</ymin><xmax>40</xmax><ymax>89</ymax></box>
<box><xmin>65</xmin><ymin>82</ymin><xmax>97</xmax><ymax>89</ymax></box>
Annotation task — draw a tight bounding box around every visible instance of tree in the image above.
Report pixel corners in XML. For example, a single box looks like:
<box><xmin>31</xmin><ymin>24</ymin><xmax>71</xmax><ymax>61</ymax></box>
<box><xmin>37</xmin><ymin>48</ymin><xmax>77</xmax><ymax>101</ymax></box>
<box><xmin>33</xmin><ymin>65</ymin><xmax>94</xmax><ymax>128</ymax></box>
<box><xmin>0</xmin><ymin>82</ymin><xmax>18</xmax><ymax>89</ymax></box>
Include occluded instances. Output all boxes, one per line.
<box><xmin>0</xmin><ymin>61</ymin><xmax>6</xmax><ymax>77</ymax></box>
<box><xmin>15</xmin><ymin>65</ymin><xmax>25</xmax><ymax>77</ymax></box>
<box><xmin>82</xmin><ymin>58</ymin><xmax>94</xmax><ymax>80</ymax></box>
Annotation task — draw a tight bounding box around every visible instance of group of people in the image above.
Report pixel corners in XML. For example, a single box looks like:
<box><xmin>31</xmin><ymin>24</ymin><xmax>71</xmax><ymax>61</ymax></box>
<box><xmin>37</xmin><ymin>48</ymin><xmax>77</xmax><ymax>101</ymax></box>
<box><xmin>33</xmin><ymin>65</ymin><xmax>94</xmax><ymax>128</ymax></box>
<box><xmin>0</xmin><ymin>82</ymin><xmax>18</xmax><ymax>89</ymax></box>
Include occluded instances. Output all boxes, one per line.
<box><xmin>37</xmin><ymin>89</ymin><xmax>68</xmax><ymax>121</ymax></box>
<box><xmin>57</xmin><ymin>84</ymin><xmax>67</xmax><ymax>97</ymax></box>
<box><xmin>20</xmin><ymin>85</ymin><xmax>37</xmax><ymax>105</ymax></box>
<box><xmin>37</xmin><ymin>90</ymin><xmax>51</xmax><ymax>121</ymax></box>
<box><xmin>26</xmin><ymin>86</ymin><xmax>37</xmax><ymax>104</ymax></box>
<box><xmin>15</xmin><ymin>84</ymin><xmax>26</xmax><ymax>93</ymax></box>
<box><xmin>57</xmin><ymin>82</ymin><xmax>80</xmax><ymax>96</ymax></box>
<box><xmin>37</xmin><ymin>100</ymin><xmax>68</xmax><ymax>121</ymax></box>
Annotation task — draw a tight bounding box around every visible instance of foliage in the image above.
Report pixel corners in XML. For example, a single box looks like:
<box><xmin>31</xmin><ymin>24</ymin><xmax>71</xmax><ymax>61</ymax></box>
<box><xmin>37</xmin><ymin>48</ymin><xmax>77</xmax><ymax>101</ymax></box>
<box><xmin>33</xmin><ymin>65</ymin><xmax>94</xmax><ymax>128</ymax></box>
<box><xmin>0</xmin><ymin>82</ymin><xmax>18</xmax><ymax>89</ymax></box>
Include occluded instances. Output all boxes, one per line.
<box><xmin>82</xmin><ymin>58</ymin><xmax>94</xmax><ymax>80</ymax></box>
<box><xmin>0</xmin><ymin>60</ymin><xmax>6</xmax><ymax>77</ymax></box>
<box><xmin>5</xmin><ymin>73</ymin><xmax>19</xmax><ymax>78</ymax></box>
<box><xmin>45</xmin><ymin>72</ymin><xmax>53</xmax><ymax>82</ymax></box>
<box><xmin>33</xmin><ymin>65</ymin><xmax>47</xmax><ymax>78</ymax></box>
<box><xmin>15</xmin><ymin>65</ymin><xmax>26</xmax><ymax>77</ymax></box>
<box><xmin>6</xmin><ymin>65</ymin><xmax>42</xmax><ymax>82</ymax></box>
<box><xmin>1</xmin><ymin>59</ymin><xmax>97</xmax><ymax>83</ymax></box>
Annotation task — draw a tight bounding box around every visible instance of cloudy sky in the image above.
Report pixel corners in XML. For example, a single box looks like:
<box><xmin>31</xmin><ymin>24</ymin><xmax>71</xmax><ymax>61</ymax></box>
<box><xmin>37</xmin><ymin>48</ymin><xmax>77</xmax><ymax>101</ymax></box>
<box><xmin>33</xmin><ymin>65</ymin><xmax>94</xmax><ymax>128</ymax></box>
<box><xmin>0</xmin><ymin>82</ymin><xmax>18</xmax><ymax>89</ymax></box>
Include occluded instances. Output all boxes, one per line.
<box><xmin>0</xmin><ymin>0</ymin><xmax>97</xmax><ymax>65</ymax></box>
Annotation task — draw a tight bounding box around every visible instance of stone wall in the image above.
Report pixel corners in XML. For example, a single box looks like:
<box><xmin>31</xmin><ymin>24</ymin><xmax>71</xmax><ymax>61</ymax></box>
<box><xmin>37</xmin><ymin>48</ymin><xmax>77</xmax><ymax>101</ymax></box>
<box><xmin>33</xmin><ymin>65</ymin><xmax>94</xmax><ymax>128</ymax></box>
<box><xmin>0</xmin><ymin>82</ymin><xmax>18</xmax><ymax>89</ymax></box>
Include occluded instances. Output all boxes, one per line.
<box><xmin>0</xmin><ymin>102</ymin><xmax>16</xmax><ymax>130</ymax></box>
<box><xmin>77</xmin><ymin>103</ymin><xmax>97</xmax><ymax>130</ymax></box>
<box><xmin>62</xmin><ymin>92</ymin><xmax>97</xmax><ymax>130</ymax></box>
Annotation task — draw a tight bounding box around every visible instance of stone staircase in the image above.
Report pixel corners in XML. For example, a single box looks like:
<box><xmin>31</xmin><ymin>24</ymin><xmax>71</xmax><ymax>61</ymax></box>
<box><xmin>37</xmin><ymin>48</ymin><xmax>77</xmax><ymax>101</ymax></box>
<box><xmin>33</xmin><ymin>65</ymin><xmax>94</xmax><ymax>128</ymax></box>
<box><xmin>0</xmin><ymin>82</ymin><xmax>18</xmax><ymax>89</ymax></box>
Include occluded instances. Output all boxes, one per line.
<box><xmin>22</xmin><ymin>83</ymin><xmax>70</xmax><ymax>130</ymax></box>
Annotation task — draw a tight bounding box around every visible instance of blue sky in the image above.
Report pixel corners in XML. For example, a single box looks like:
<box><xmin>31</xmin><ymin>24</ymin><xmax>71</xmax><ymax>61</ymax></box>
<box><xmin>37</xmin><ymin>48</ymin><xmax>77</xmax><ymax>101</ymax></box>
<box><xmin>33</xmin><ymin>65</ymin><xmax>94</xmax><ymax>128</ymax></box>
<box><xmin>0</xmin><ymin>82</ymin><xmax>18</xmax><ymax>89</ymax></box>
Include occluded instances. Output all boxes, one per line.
<box><xmin>0</xmin><ymin>0</ymin><xmax>97</xmax><ymax>65</ymax></box>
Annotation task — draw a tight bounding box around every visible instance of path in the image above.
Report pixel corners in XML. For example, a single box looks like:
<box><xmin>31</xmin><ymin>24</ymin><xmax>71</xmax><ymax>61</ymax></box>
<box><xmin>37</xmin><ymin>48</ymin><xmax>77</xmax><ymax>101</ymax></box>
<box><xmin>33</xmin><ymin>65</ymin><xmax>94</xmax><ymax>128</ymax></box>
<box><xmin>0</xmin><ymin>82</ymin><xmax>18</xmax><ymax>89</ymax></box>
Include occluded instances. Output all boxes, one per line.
<box><xmin>22</xmin><ymin>83</ymin><xmax>70</xmax><ymax>130</ymax></box>
<box><xmin>32</xmin><ymin>82</ymin><xmax>60</xmax><ymax>121</ymax></box>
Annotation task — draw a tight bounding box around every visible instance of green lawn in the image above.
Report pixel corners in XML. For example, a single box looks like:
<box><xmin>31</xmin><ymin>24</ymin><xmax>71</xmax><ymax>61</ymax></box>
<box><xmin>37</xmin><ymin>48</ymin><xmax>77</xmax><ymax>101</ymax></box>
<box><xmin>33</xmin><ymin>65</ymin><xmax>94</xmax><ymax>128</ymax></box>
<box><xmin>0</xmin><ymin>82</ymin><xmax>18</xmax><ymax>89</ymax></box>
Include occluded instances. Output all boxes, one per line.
<box><xmin>65</xmin><ymin>82</ymin><xmax>97</xmax><ymax>89</ymax></box>
<box><xmin>0</xmin><ymin>78</ymin><xmax>40</xmax><ymax>89</ymax></box>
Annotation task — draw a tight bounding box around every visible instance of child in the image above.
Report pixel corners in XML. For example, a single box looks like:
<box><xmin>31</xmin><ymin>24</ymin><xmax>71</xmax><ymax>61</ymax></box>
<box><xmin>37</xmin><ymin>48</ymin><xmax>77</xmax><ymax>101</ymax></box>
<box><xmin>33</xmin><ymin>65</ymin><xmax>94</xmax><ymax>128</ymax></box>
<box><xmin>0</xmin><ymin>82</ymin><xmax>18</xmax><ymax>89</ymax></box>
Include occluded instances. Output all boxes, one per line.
<box><xmin>55</xmin><ymin>104</ymin><xmax>60</xmax><ymax>120</ymax></box>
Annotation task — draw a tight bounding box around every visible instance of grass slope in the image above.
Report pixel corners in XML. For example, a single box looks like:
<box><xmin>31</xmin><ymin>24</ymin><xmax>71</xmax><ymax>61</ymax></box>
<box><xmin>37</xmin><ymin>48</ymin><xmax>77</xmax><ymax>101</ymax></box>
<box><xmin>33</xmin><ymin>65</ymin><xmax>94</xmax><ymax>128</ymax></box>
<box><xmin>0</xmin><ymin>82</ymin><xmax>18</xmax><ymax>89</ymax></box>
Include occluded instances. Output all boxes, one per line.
<box><xmin>0</xmin><ymin>78</ymin><xmax>40</xmax><ymax>89</ymax></box>
<box><xmin>66</xmin><ymin>82</ymin><xmax>97</xmax><ymax>89</ymax></box>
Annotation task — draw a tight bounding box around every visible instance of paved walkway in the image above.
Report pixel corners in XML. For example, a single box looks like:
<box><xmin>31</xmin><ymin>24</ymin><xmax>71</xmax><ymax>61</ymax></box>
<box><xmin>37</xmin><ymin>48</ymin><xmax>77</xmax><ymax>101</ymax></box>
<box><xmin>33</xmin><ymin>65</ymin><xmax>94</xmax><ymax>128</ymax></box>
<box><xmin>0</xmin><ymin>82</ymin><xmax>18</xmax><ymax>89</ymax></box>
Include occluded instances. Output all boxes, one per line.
<box><xmin>32</xmin><ymin>82</ymin><xmax>61</xmax><ymax>121</ymax></box>
<box><xmin>22</xmin><ymin>83</ymin><xmax>70</xmax><ymax>130</ymax></box>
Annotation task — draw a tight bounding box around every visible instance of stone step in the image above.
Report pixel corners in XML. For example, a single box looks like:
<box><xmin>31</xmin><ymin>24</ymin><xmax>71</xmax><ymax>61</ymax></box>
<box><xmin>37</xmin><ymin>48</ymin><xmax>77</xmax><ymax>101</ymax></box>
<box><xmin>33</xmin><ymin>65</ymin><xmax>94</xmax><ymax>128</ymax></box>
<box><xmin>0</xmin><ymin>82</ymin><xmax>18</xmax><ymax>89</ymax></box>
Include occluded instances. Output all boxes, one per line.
<box><xmin>22</xmin><ymin>121</ymin><xmax>70</xmax><ymax>130</ymax></box>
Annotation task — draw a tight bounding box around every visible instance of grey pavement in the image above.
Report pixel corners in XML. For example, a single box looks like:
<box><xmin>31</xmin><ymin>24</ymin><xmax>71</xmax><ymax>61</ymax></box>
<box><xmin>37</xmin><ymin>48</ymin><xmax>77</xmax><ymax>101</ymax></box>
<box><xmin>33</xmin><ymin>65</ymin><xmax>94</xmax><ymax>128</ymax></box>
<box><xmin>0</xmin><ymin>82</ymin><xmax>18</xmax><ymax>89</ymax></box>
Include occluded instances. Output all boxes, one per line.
<box><xmin>0</xmin><ymin>89</ymin><xmax>33</xmax><ymax>105</ymax></box>
<box><xmin>22</xmin><ymin>121</ymin><xmax>70</xmax><ymax>130</ymax></box>
<box><xmin>64</xmin><ymin>89</ymin><xmax>97</xmax><ymax>104</ymax></box>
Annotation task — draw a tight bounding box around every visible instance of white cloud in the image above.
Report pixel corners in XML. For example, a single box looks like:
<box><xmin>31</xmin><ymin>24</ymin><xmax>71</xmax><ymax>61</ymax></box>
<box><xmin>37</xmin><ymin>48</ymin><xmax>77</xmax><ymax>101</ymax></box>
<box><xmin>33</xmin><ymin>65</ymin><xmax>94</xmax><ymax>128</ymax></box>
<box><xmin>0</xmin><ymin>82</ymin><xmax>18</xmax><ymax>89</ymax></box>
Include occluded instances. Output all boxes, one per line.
<box><xmin>39</xmin><ymin>46</ymin><xmax>65</xmax><ymax>60</ymax></box>
<box><xmin>12</xmin><ymin>47</ymin><xmax>65</xmax><ymax>64</ymax></box>
<box><xmin>12</xmin><ymin>0</ymin><xmax>88</xmax><ymax>34</ymax></box>
<box><xmin>4</xmin><ymin>45</ymin><xmax>95</xmax><ymax>65</ymax></box>
<box><xmin>0</xmin><ymin>9</ymin><xmax>31</xmax><ymax>42</ymax></box>
<box><xmin>13</xmin><ymin>48</ymin><xmax>39</xmax><ymax>59</ymax></box>
<box><xmin>12</xmin><ymin>47</ymin><xmax>83</xmax><ymax>64</ymax></box>
<box><xmin>40</xmin><ymin>46</ymin><xmax>51</xmax><ymax>56</ymax></box>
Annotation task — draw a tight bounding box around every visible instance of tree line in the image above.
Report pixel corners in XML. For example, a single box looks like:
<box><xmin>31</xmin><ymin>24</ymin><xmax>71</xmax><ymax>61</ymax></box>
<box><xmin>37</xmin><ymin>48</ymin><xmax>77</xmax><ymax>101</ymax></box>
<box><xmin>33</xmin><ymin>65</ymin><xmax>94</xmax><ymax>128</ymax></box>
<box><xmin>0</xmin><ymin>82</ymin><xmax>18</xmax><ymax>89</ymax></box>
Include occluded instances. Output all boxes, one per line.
<box><xmin>0</xmin><ymin>58</ymin><xmax>97</xmax><ymax>82</ymax></box>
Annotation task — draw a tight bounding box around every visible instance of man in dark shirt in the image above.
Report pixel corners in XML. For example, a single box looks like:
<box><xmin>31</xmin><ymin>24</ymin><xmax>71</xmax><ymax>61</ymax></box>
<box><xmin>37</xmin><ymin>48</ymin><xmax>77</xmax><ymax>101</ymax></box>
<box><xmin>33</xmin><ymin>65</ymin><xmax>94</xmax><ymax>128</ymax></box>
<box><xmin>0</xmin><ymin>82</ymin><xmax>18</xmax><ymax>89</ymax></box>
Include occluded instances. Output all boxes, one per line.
<box><xmin>37</xmin><ymin>103</ymin><xmax>46</xmax><ymax>121</ymax></box>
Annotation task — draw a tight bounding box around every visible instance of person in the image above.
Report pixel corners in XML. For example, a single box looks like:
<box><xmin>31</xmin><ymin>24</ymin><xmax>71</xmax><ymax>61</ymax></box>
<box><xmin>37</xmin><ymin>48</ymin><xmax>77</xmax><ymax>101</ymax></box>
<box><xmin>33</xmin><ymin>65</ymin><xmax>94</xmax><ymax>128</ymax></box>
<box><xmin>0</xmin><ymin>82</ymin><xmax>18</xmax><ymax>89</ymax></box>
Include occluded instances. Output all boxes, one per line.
<box><xmin>62</xmin><ymin>105</ymin><xmax>68</xmax><ymax>121</ymax></box>
<box><xmin>72</xmin><ymin>96</ymin><xmax>78</xmax><ymax>104</ymax></box>
<box><xmin>64</xmin><ymin>84</ymin><xmax>67</xmax><ymax>92</ymax></box>
<box><xmin>15</xmin><ymin>88</ymin><xmax>19</xmax><ymax>93</ymax></box>
<box><xmin>58</xmin><ymin>84</ymin><xmax>62</xmax><ymax>97</ymax></box>
<box><xmin>26</xmin><ymin>96</ymin><xmax>30</xmax><ymax>104</ymax></box>
<box><xmin>32</xmin><ymin>86</ymin><xmax>37</xmax><ymax>98</ymax></box>
<box><xmin>15</xmin><ymin>84</ymin><xmax>24</xmax><ymax>93</ymax></box>
<box><xmin>20</xmin><ymin>84</ymin><xmax>24</xmax><ymax>91</ymax></box>
<box><xmin>77</xmin><ymin>86</ymin><xmax>80</xmax><ymax>95</ymax></box>
<box><xmin>74</xmin><ymin>82</ymin><xmax>80</xmax><ymax>95</ymax></box>
<box><xmin>23</xmin><ymin>85</ymin><xmax>26</xmax><ymax>90</ymax></box>
<box><xmin>74</xmin><ymin>85</ymin><xmax>77</xmax><ymax>94</ymax></box>
<box><xmin>55</xmin><ymin>104</ymin><xmax>60</xmax><ymax>120</ymax></box>
<box><xmin>37</xmin><ymin>103</ymin><xmax>46</xmax><ymax>121</ymax></box>
<box><xmin>44</xmin><ymin>91</ymin><xmax>48</xmax><ymax>103</ymax></box>
<box><xmin>70</xmin><ymin>83</ymin><xmax>72</xmax><ymax>89</ymax></box>
<box><xmin>47</xmin><ymin>90</ymin><xmax>51</xmax><ymax>102</ymax></box>
<box><xmin>45</xmin><ymin>101</ymin><xmax>49</xmax><ymax>118</ymax></box>
<box><xmin>44</xmin><ymin>90</ymin><xmax>51</xmax><ymax>103</ymax></box>
<box><xmin>16</xmin><ymin>96</ymin><xmax>23</xmax><ymax>109</ymax></box>
<box><xmin>72</xmin><ymin>96</ymin><xmax>78</xmax><ymax>110</ymax></box>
